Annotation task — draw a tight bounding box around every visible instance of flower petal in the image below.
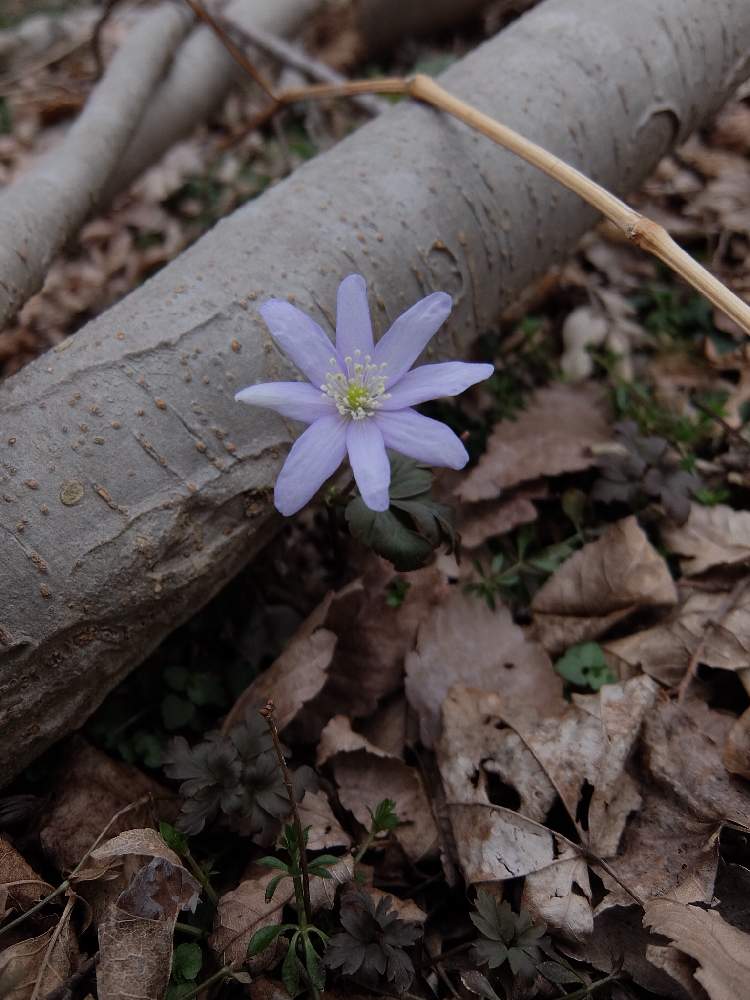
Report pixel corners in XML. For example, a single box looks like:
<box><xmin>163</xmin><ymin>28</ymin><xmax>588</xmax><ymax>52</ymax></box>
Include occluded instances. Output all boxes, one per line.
<box><xmin>235</xmin><ymin>381</ymin><xmax>334</xmax><ymax>423</ymax></box>
<box><xmin>382</xmin><ymin>361</ymin><xmax>494</xmax><ymax>410</ymax></box>
<box><xmin>274</xmin><ymin>414</ymin><xmax>348</xmax><ymax>516</ymax></box>
<box><xmin>373</xmin><ymin>292</ymin><xmax>452</xmax><ymax>386</ymax></box>
<box><xmin>260</xmin><ymin>299</ymin><xmax>338</xmax><ymax>387</ymax></box>
<box><xmin>336</xmin><ymin>273</ymin><xmax>374</xmax><ymax>360</ymax></box>
<box><xmin>347</xmin><ymin>419</ymin><xmax>390</xmax><ymax>512</ymax></box>
<box><xmin>376</xmin><ymin>408</ymin><xmax>469</xmax><ymax>469</ymax></box>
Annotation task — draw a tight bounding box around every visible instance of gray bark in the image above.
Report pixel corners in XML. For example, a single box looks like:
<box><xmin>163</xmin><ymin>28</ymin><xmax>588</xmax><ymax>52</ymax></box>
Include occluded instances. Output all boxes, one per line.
<box><xmin>1</xmin><ymin>0</ymin><xmax>749</xmax><ymax>782</ymax></box>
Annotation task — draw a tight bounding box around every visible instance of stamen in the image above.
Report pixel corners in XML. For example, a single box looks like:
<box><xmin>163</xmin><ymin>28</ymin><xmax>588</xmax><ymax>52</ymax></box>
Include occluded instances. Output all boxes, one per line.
<box><xmin>320</xmin><ymin>356</ymin><xmax>389</xmax><ymax>420</ymax></box>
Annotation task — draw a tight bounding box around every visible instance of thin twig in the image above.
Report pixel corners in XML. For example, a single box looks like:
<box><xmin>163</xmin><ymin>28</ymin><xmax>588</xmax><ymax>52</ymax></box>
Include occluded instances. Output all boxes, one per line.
<box><xmin>42</xmin><ymin>952</ymin><xmax>98</xmax><ymax>1000</ymax></box>
<box><xmin>224</xmin><ymin>64</ymin><xmax>750</xmax><ymax>337</ymax></box>
<box><xmin>674</xmin><ymin>575</ymin><xmax>750</xmax><ymax>702</ymax></box>
<box><xmin>260</xmin><ymin>700</ymin><xmax>313</xmax><ymax>926</ymax></box>
<box><xmin>91</xmin><ymin>0</ymin><xmax>121</xmax><ymax>80</ymax></box>
<box><xmin>175</xmin><ymin>963</ymin><xmax>234</xmax><ymax>1000</ymax></box>
<box><xmin>31</xmin><ymin>897</ymin><xmax>75</xmax><ymax>1000</ymax></box>
<box><xmin>217</xmin><ymin>16</ymin><xmax>386</xmax><ymax>118</ymax></box>
<box><xmin>182</xmin><ymin>0</ymin><xmax>277</xmax><ymax>101</ymax></box>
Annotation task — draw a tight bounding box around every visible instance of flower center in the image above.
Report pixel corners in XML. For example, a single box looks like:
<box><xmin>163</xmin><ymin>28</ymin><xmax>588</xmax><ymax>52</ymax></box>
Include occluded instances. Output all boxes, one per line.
<box><xmin>321</xmin><ymin>351</ymin><xmax>389</xmax><ymax>420</ymax></box>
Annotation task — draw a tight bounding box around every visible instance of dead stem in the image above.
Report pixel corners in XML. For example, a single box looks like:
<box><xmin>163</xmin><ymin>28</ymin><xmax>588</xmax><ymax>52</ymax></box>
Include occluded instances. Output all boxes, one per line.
<box><xmin>260</xmin><ymin>700</ymin><xmax>313</xmax><ymax>926</ymax></box>
<box><xmin>187</xmin><ymin>5</ymin><xmax>750</xmax><ymax>338</ymax></box>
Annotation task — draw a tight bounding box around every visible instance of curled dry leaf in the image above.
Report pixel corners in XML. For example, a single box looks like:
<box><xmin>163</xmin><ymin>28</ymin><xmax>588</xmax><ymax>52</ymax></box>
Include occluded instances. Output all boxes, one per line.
<box><xmin>605</xmin><ymin>586</ymin><xmax>750</xmax><ymax>687</ymax></box>
<box><xmin>0</xmin><ymin>835</ymin><xmax>53</xmax><ymax>915</ymax></box>
<box><xmin>531</xmin><ymin>516</ymin><xmax>678</xmax><ymax>654</ymax></box>
<box><xmin>643</xmin><ymin>899</ymin><xmax>750</xmax><ymax>1000</ymax></box>
<box><xmin>522</xmin><ymin>850</ymin><xmax>593</xmax><ymax>943</ymax></box>
<box><xmin>457</xmin><ymin>383</ymin><xmax>611</xmax><ymax>502</ymax></box>
<box><xmin>318</xmin><ymin>715</ymin><xmax>438</xmax><ymax>862</ymax></box>
<box><xmin>40</xmin><ymin>739</ymin><xmax>172</xmax><ymax>874</ymax></box>
<box><xmin>661</xmin><ymin>504</ymin><xmax>750</xmax><ymax>576</ymax></box>
<box><xmin>0</xmin><ymin>903</ymin><xmax>76</xmax><ymax>1000</ymax></box>
<box><xmin>405</xmin><ymin>588</ymin><xmax>563</xmax><ymax>749</ymax></box>
<box><xmin>97</xmin><ymin>856</ymin><xmax>200</xmax><ymax>1000</ymax></box>
<box><xmin>222</xmin><ymin>595</ymin><xmax>338</xmax><ymax>734</ymax></box>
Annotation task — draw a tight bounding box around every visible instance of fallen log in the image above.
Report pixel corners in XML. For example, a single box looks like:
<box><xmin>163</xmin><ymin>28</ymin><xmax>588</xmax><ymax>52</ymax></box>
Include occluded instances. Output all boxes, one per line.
<box><xmin>2</xmin><ymin>0</ymin><xmax>749</xmax><ymax>781</ymax></box>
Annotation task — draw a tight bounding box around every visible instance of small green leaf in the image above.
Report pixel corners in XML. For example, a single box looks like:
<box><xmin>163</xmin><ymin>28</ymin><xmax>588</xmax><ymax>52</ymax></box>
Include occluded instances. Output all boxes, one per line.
<box><xmin>307</xmin><ymin>866</ymin><xmax>332</xmax><ymax>879</ymax></box>
<box><xmin>247</xmin><ymin>923</ymin><xmax>284</xmax><ymax>957</ymax></box>
<box><xmin>258</xmin><ymin>856</ymin><xmax>290</xmax><ymax>872</ymax></box>
<box><xmin>561</xmin><ymin>488</ymin><xmax>586</xmax><ymax>532</ymax></box>
<box><xmin>172</xmin><ymin>942</ymin><xmax>202</xmax><ymax>982</ymax></box>
<box><xmin>164</xmin><ymin>665</ymin><xmax>189</xmax><ymax>692</ymax></box>
<box><xmin>265</xmin><ymin>872</ymin><xmax>287</xmax><ymax>903</ymax></box>
<box><xmin>159</xmin><ymin>821</ymin><xmax>188</xmax><ymax>857</ymax></box>
<box><xmin>387</xmin><ymin>452</ymin><xmax>433</xmax><ymax>499</ymax></box>
<box><xmin>308</xmin><ymin>854</ymin><xmax>340</xmax><ymax>867</ymax></box>
<box><xmin>537</xmin><ymin>960</ymin><xmax>582</xmax><ymax>985</ymax></box>
<box><xmin>161</xmin><ymin>693</ymin><xmax>196</xmax><ymax>731</ymax></box>
<box><xmin>186</xmin><ymin>672</ymin><xmax>225</xmax><ymax>707</ymax></box>
<box><xmin>555</xmin><ymin>642</ymin><xmax>616</xmax><ymax>691</ymax></box>
<box><xmin>370</xmin><ymin>798</ymin><xmax>399</xmax><ymax>833</ymax></box>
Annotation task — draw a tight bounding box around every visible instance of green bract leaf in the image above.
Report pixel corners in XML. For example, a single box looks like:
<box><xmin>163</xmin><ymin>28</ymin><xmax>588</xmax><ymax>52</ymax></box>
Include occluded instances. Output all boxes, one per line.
<box><xmin>282</xmin><ymin>932</ymin><xmax>304</xmax><ymax>998</ymax></box>
<box><xmin>387</xmin><ymin>451</ymin><xmax>433</xmax><ymax>499</ymax></box>
<box><xmin>258</xmin><ymin>856</ymin><xmax>290</xmax><ymax>872</ymax></box>
<box><xmin>303</xmin><ymin>934</ymin><xmax>326</xmax><ymax>991</ymax></box>
<box><xmin>346</xmin><ymin>501</ymin><xmax>434</xmax><ymax>572</ymax></box>
<box><xmin>554</xmin><ymin>642</ymin><xmax>616</xmax><ymax>691</ymax></box>
<box><xmin>247</xmin><ymin>923</ymin><xmax>285</xmax><ymax>957</ymax></box>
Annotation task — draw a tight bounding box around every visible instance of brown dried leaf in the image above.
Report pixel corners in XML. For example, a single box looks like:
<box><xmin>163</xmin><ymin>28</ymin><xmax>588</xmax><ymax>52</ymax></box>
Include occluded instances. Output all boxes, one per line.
<box><xmin>117</xmin><ymin>857</ymin><xmax>200</xmax><ymax>920</ymax></box>
<box><xmin>531</xmin><ymin>516</ymin><xmax>678</xmax><ymax>654</ymax></box>
<box><xmin>643</xmin><ymin>697</ymin><xmax>750</xmax><ymax>828</ymax></box>
<box><xmin>318</xmin><ymin>716</ymin><xmax>437</xmax><ymax>862</ymax></box>
<box><xmin>223</xmin><ymin>593</ymin><xmax>337</xmax><ymax>733</ymax></box>
<box><xmin>458</xmin><ymin>383</ymin><xmax>611</xmax><ymax>501</ymax></box>
<box><xmin>522</xmin><ymin>851</ymin><xmax>593</xmax><ymax>942</ymax></box>
<box><xmin>0</xmin><ymin>835</ymin><xmax>53</xmax><ymax>915</ymax></box>
<box><xmin>458</xmin><ymin>493</ymin><xmax>539</xmax><ymax>550</ymax></box>
<box><xmin>277</xmin><ymin>563</ymin><xmax>445</xmax><ymax>742</ymax></box>
<box><xmin>405</xmin><ymin>588</ymin><xmax>563</xmax><ymax>749</ymax></box>
<box><xmin>0</xmin><ymin>909</ymin><xmax>75</xmax><ymax>1000</ymax></box>
<box><xmin>661</xmin><ymin>504</ymin><xmax>750</xmax><ymax>576</ymax></box>
<box><xmin>447</xmin><ymin>803</ymin><xmax>562</xmax><ymax>883</ymax></box>
<box><xmin>295</xmin><ymin>790</ymin><xmax>351</xmax><ymax>851</ymax></box>
<box><xmin>724</xmin><ymin>706</ymin><xmax>750</xmax><ymax>780</ymax></box>
<box><xmin>605</xmin><ymin>587</ymin><xmax>750</xmax><ymax>687</ymax></box>
<box><xmin>563</xmin><ymin>904</ymin><xmax>697</xmax><ymax>1000</ymax></box>
<box><xmin>40</xmin><ymin>739</ymin><xmax>173</xmax><ymax>874</ymax></box>
<box><xmin>509</xmin><ymin>676</ymin><xmax>658</xmax><ymax>856</ymax></box>
<box><xmin>437</xmin><ymin>687</ymin><xmax>556</xmax><ymax>824</ymax></box>
<box><xmin>211</xmin><ymin>868</ymin><xmax>294</xmax><ymax>972</ymax></box>
<box><xmin>643</xmin><ymin>900</ymin><xmax>750</xmax><ymax>1000</ymax></box>
<box><xmin>97</xmin><ymin>903</ymin><xmax>175</xmax><ymax>1000</ymax></box>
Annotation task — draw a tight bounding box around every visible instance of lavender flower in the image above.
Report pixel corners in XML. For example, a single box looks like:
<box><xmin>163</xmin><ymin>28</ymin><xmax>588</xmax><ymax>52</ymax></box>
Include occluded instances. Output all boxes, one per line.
<box><xmin>236</xmin><ymin>274</ymin><xmax>493</xmax><ymax>515</ymax></box>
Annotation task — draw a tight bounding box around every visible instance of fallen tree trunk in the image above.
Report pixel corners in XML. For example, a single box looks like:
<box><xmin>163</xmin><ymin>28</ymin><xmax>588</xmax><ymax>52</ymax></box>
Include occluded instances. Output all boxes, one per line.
<box><xmin>1</xmin><ymin>0</ymin><xmax>749</xmax><ymax>781</ymax></box>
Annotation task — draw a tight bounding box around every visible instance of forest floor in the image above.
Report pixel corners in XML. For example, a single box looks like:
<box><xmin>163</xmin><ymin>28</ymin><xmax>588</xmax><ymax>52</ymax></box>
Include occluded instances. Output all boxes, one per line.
<box><xmin>2</xmin><ymin>4</ymin><xmax>750</xmax><ymax>1000</ymax></box>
